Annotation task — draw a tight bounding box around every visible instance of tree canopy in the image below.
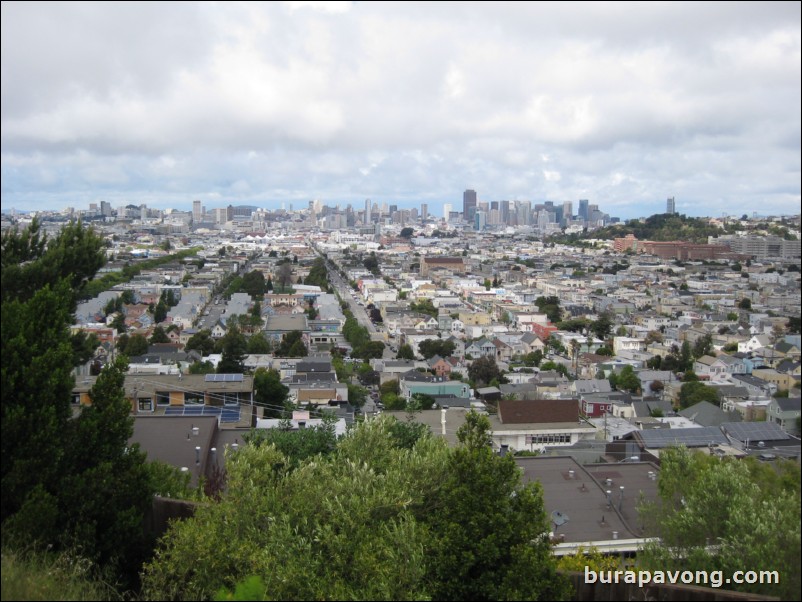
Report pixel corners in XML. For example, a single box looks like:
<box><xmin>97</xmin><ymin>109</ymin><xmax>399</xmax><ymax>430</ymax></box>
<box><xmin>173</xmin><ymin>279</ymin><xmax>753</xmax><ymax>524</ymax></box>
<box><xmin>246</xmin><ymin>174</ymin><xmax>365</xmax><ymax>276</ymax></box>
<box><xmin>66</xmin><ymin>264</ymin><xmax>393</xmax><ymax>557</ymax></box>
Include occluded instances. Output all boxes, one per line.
<box><xmin>418</xmin><ymin>338</ymin><xmax>456</xmax><ymax>360</ymax></box>
<box><xmin>141</xmin><ymin>414</ymin><xmax>569</xmax><ymax>601</ymax></box>
<box><xmin>640</xmin><ymin>447</ymin><xmax>800</xmax><ymax>599</ymax></box>
<box><xmin>2</xmin><ymin>220</ymin><xmax>152</xmax><ymax>586</ymax></box>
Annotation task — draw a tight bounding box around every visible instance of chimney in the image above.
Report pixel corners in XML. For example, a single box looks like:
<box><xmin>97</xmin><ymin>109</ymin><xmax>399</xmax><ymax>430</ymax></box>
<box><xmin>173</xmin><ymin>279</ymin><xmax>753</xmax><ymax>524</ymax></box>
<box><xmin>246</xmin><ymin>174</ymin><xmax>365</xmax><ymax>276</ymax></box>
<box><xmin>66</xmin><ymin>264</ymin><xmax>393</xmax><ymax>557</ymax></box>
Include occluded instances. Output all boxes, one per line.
<box><xmin>195</xmin><ymin>446</ymin><xmax>201</xmax><ymax>465</ymax></box>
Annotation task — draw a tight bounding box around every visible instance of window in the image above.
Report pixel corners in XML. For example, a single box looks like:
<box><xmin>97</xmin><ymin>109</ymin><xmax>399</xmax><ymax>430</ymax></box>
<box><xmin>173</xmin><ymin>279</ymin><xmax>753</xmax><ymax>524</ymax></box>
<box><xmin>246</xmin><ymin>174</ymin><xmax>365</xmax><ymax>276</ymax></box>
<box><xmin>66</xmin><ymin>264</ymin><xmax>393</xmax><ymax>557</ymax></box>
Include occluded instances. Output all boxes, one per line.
<box><xmin>138</xmin><ymin>398</ymin><xmax>153</xmax><ymax>412</ymax></box>
<box><xmin>156</xmin><ymin>392</ymin><xmax>170</xmax><ymax>406</ymax></box>
<box><xmin>72</xmin><ymin>393</ymin><xmax>81</xmax><ymax>405</ymax></box>
<box><xmin>222</xmin><ymin>392</ymin><xmax>240</xmax><ymax>406</ymax></box>
<box><xmin>185</xmin><ymin>392</ymin><xmax>204</xmax><ymax>405</ymax></box>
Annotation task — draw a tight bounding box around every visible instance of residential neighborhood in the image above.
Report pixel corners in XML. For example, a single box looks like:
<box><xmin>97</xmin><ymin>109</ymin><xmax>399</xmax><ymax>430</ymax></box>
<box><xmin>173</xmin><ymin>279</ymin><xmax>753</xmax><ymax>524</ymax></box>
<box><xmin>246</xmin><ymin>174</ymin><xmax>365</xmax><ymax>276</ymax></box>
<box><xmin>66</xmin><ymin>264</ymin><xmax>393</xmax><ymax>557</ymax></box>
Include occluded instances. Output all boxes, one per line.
<box><xmin>3</xmin><ymin>201</ymin><xmax>800</xmax><ymax>600</ymax></box>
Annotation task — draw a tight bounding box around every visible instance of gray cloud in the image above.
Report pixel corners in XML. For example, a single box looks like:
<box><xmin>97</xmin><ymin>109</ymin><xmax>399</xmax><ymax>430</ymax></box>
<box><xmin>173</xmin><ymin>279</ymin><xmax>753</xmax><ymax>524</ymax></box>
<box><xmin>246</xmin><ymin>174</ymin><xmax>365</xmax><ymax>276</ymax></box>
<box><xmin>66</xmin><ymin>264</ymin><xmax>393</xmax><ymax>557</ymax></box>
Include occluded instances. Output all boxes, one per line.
<box><xmin>1</xmin><ymin>1</ymin><xmax>799</xmax><ymax>217</ymax></box>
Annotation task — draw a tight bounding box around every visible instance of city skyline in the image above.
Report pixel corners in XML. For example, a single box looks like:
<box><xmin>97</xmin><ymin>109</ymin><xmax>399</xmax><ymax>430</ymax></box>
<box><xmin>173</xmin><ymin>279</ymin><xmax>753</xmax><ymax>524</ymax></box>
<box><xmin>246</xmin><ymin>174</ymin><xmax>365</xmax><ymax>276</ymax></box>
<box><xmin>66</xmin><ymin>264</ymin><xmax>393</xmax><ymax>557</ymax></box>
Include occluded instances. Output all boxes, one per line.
<box><xmin>2</xmin><ymin>2</ymin><xmax>800</xmax><ymax>219</ymax></box>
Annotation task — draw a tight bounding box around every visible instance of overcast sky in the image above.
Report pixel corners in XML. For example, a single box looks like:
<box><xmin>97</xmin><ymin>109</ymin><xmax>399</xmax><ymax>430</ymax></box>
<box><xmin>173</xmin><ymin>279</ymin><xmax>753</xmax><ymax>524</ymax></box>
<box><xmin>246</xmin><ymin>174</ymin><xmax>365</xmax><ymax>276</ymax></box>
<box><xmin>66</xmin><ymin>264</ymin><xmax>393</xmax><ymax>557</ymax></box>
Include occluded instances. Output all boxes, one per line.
<box><xmin>2</xmin><ymin>1</ymin><xmax>800</xmax><ymax>219</ymax></box>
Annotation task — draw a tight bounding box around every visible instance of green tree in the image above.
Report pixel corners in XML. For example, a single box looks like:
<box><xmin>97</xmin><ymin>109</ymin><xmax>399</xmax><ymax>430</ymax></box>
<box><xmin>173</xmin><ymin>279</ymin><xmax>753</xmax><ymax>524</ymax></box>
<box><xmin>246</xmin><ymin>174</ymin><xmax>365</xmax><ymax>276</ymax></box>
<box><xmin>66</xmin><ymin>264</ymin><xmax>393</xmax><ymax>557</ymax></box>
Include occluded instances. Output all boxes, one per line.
<box><xmin>535</xmin><ymin>296</ymin><xmax>562</xmax><ymax>324</ymax></box>
<box><xmin>142</xmin><ymin>415</ymin><xmax>569</xmax><ymax>601</ymax></box>
<box><xmin>612</xmin><ymin>365</ymin><xmax>641</xmax><ymax>394</ymax></box>
<box><xmin>124</xmin><ymin>333</ymin><xmax>149</xmax><ymax>357</ymax></box>
<box><xmin>149</xmin><ymin>325</ymin><xmax>170</xmax><ymax>344</ymax></box>
<box><xmin>347</xmin><ymin>383</ymin><xmax>368</xmax><ymax>408</ymax></box>
<box><xmin>110</xmin><ymin>312</ymin><xmax>127</xmax><ymax>334</ymax></box>
<box><xmin>57</xmin><ymin>357</ymin><xmax>153</xmax><ymax>575</ymax></box>
<box><xmin>397</xmin><ymin>343</ymin><xmax>415</xmax><ymax>360</ymax></box>
<box><xmin>2</xmin><ymin>281</ymin><xmax>77</xmax><ymax>524</ymax></box>
<box><xmin>247</xmin><ymin>332</ymin><xmax>272</xmax><ymax>354</ymax></box>
<box><xmin>540</xmin><ymin>360</ymin><xmax>570</xmax><ymax>378</ymax></box>
<box><xmin>679</xmin><ymin>340</ymin><xmax>693</xmax><ymax>371</ymax></box>
<box><xmin>186</xmin><ymin>329</ymin><xmax>216</xmax><ymax>356</ymax></box>
<box><xmin>276</xmin><ymin>330</ymin><xmax>308</xmax><ymax>358</ymax></box>
<box><xmin>409</xmin><ymin>298</ymin><xmax>438</xmax><ymax>318</ymax></box>
<box><xmin>590</xmin><ymin>311</ymin><xmax>614</xmax><ymax>340</ymax></box>
<box><xmin>418</xmin><ymin>338</ymin><xmax>456</xmax><ymax>360</ymax></box>
<box><xmin>217</xmin><ymin>326</ymin><xmax>247</xmax><ymax>373</ymax></box>
<box><xmin>738</xmin><ymin>298</ymin><xmax>752</xmax><ymax>310</ymax></box>
<box><xmin>399</xmin><ymin>227</ymin><xmax>414</xmax><ymax>238</ymax></box>
<box><xmin>640</xmin><ymin>447</ymin><xmax>800</xmax><ymax>599</ymax></box>
<box><xmin>692</xmin><ymin>333</ymin><xmax>713</xmax><ymax>359</ymax></box>
<box><xmin>3</xmin><ymin>264</ymin><xmax>153</xmax><ymax>587</ymax></box>
<box><xmin>241</xmin><ymin>270</ymin><xmax>266</xmax><ymax>299</ymax></box>
<box><xmin>468</xmin><ymin>356</ymin><xmax>501</xmax><ymax>386</ymax></box>
<box><xmin>362</xmin><ymin>252</ymin><xmax>380</xmax><ymax>275</ymax></box>
<box><xmin>678</xmin><ymin>381</ymin><xmax>719</xmax><ymax>408</ymax></box>
<box><xmin>523</xmin><ymin>349</ymin><xmax>544</xmax><ymax>367</ymax></box>
<box><xmin>188</xmin><ymin>360</ymin><xmax>216</xmax><ymax>375</ymax></box>
<box><xmin>153</xmin><ymin>299</ymin><xmax>168</xmax><ymax>323</ymax></box>
<box><xmin>1</xmin><ymin>218</ymin><xmax>105</xmax><ymax>304</ymax></box>
<box><xmin>424</xmin><ymin>411</ymin><xmax>570</xmax><ymax>600</ymax></box>
<box><xmin>275</xmin><ymin>262</ymin><xmax>294</xmax><ymax>292</ymax></box>
<box><xmin>253</xmin><ymin>368</ymin><xmax>290</xmax><ymax>418</ymax></box>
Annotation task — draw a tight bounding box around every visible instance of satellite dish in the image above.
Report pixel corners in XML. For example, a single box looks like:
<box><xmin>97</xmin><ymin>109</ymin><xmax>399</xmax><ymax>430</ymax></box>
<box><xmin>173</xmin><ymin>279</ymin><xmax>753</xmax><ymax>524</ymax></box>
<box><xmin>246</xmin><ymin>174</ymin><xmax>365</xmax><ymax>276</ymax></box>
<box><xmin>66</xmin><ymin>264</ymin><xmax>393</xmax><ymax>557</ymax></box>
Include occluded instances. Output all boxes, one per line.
<box><xmin>551</xmin><ymin>510</ymin><xmax>569</xmax><ymax>527</ymax></box>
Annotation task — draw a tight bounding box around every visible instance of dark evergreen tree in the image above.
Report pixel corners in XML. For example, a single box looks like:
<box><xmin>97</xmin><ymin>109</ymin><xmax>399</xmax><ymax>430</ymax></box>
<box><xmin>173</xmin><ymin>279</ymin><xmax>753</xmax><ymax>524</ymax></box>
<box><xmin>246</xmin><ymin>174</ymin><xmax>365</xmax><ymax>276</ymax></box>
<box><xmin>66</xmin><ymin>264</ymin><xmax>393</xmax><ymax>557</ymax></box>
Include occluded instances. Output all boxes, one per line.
<box><xmin>217</xmin><ymin>326</ymin><xmax>247</xmax><ymax>373</ymax></box>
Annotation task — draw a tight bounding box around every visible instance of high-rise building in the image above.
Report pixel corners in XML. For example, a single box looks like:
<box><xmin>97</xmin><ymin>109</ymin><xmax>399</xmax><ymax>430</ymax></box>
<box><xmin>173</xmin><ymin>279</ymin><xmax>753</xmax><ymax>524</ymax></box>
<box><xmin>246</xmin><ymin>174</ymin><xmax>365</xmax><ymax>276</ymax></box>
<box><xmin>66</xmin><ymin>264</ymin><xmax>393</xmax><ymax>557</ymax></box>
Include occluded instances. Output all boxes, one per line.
<box><xmin>563</xmin><ymin>201</ymin><xmax>573</xmax><ymax>220</ymax></box>
<box><xmin>578</xmin><ymin>199</ymin><xmax>589</xmax><ymax>222</ymax></box>
<box><xmin>499</xmin><ymin>200</ymin><xmax>510</xmax><ymax>225</ymax></box>
<box><xmin>474</xmin><ymin>210</ymin><xmax>487</xmax><ymax>231</ymax></box>
<box><xmin>463</xmin><ymin>189</ymin><xmax>477</xmax><ymax>222</ymax></box>
<box><xmin>443</xmin><ymin>203</ymin><xmax>452</xmax><ymax>219</ymax></box>
<box><xmin>666</xmin><ymin>197</ymin><xmax>676</xmax><ymax>215</ymax></box>
<box><xmin>100</xmin><ymin>200</ymin><xmax>112</xmax><ymax>217</ymax></box>
<box><xmin>420</xmin><ymin>203</ymin><xmax>428</xmax><ymax>221</ymax></box>
<box><xmin>193</xmin><ymin>200</ymin><xmax>202</xmax><ymax>224</ymax></box>
<box><xmin>365</xmin><ymin>199</ymin><xmax>372</xmax><ymax>223</ymax></box>
<box><xmin>516</xmin><ymin>200</ymin><xmax>531</xmax><ymax>226</ymax></box>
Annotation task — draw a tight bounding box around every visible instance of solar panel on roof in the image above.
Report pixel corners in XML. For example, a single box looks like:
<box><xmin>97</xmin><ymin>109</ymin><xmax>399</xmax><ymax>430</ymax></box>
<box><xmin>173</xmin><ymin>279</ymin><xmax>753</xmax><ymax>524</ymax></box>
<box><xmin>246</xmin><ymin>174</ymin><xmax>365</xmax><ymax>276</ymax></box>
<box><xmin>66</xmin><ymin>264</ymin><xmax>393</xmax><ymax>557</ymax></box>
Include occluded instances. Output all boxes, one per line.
<box><xmin>722</xmin><ymin>422</ymin><xmax>788</xmax><ymax>442</ymax></box>
<box><xmin>638</xmin><ymin>427</ymin><xmax>729</xmax><ymax>448</ymax></box>
<box><xmin>204</xmin><ymin>373</ymin><xmax>244</xmax><ymax>382</ymax></box>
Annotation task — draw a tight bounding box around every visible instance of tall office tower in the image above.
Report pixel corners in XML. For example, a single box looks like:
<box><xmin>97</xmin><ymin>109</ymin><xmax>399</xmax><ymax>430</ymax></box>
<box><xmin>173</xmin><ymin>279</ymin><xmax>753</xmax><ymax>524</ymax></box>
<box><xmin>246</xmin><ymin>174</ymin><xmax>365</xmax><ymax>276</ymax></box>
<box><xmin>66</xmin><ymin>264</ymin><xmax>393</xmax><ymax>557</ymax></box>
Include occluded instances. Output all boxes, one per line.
<box><xmin>474</xmin><ymin>210</ymin><xmax>487</xmax><ymax>231</ymax></box>
<box><xmin>101</xmin><ymin>200</ymin><xmax>112</xmax><ymax>217</ymax></box>
<box><xmin>140</xmin><ymin>205</ymin><xmax>147</xmax><ymax>221</ymax></box>
<box><xmin>443</xmin><ymin>203</ymin><xmax>452</xmax><ymax>219</ymax></box>
<box><xmin>490</xmin><ymin>201</ymin><xmax>499</xmax><ymax>211</ymax></box>
<box><xmin>578</xmin><ymin>199</ymin><xmax>589</xmax><ymax>222</ymax></box>
<box><xmin>554</xmin><ymin>205</ymin><xmax>563</xmax><ymax>226</ymax></box>
<box><xmin>463</xmin><ymin>189</ymin><xmax>477</xmax><ymax>222</ymax></box>
<box><xmin>420</xmin><ymin>203</ymin><xmax>428</xmax><ymax>221</ymax></box>
<box><xmin>193</xmin><ymin>199</ymin><xmax>202</xmax><ymax>223</ymax></box>
<box><xmin>365</xmin><ymin>199</ymin><xmax>372</xmax><ymax>223</ymax></box>
<box><xmin>499</xmin><ymin>200</ymin><xmax>510</xmax><ymax>225</ymax></box>
<box><xmin>666</xmin><ymin>197</ymin><xmax>676</xmax><ymax>215</ymax></box>
<box><xmin>562</xmin><ymin>201</ymin><xmax>573</xmax><ymax>223</ymax></box>
<box><xmin>389</xmin><ymin>204</ymin><xmax>398</xmax><ymax>215</ymax></box>
<box><xmin>516</xmin><ymin>200</ymin><xmax>531</xmax><ymax>226</ymax></box>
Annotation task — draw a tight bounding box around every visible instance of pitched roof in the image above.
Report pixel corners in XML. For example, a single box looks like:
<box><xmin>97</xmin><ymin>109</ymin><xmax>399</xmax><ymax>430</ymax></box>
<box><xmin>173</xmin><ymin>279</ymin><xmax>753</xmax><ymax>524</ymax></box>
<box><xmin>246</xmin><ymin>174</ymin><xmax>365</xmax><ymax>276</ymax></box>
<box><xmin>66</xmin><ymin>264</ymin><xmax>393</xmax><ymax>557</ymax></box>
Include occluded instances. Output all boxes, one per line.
<box><xmin>773</xmin><ymin>397</ymin><xmax>801</xmax><ymax>413</ymax></box>
<box><xmin>497</xmin><ymin>399</ymin><xmax>579</xmax><ymax>424</ymax></box>
<box><xmin>679</xmin><ymin>401</ymin><xmax>741</xmax><ymax>427</ymax></box>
